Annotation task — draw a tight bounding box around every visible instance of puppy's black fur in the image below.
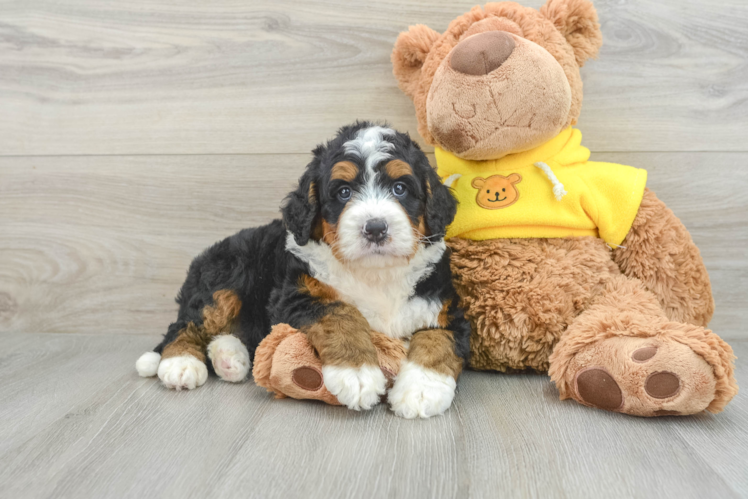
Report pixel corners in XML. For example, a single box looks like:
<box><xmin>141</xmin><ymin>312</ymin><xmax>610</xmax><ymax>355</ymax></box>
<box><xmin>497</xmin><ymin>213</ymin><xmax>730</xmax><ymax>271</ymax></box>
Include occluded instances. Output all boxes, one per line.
<box><xmin>152</xmin><ymin>121</ymin><xmax>469</xmax><ymax>373</ymax></box>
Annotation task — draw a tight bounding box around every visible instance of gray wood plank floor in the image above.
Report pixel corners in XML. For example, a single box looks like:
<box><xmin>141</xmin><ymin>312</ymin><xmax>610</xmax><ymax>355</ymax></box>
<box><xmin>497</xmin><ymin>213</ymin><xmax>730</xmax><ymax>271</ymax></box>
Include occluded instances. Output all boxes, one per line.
<box><xmin>0</xmin><ymin>333</ymin><xmax>745</xmax><ymax>498</ymax></box>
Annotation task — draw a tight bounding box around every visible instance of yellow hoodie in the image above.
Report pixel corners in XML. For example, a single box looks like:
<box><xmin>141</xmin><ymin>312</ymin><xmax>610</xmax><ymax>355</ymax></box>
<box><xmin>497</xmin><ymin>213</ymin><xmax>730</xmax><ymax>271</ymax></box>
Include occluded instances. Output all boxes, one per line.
<box><xmin>435</xmin><ymin>128</ymin><xmax>647</xmax><ymax>247</ymax></box>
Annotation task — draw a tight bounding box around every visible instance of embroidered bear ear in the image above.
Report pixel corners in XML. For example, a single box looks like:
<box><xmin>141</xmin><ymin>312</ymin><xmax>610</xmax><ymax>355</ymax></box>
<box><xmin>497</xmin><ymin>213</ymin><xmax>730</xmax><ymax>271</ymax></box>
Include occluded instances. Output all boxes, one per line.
<box><xmin>392</xmin><ymin>24</ymin><xmax>441</xmax><ymax>98</ymax></box>
<box><xmin>540</xmin><ymin>0</ymin><xmax>602</xmax><ymax>66</ymax></box>
<box><xmin>507</xmin><ymin>173</ymin><xmax>522</xmax><ymax>184</ymax></box>
<box><xmin>471</xmin><ymin>177</ymin><xmax>486</xmax><ymax>189</ymax></box>
<box><xmin>281</xmin><ymin>154</ymin><xmax>321</xmax><ymax>246</ymax></box>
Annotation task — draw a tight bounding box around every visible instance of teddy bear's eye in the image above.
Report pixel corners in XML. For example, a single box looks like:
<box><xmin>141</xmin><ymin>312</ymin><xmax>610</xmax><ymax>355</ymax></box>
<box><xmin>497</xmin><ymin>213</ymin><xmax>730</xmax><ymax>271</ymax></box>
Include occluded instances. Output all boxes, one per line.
<box><xmin>487</xmin><ymin>190</ymin><xmax>490</xmax><ymax>194</ymax></box>
<box><xmin>502</xmin><ymin>188</ymin><xmax>506</xmax><ymax>192</ymax></box>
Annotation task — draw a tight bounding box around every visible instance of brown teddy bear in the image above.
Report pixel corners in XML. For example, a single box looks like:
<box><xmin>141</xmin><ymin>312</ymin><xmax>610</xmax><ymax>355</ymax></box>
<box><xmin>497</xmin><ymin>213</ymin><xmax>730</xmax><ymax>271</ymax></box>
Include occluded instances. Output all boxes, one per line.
<box><xmin>389</xmin><ymin>0</ymin><xmax>738</xmax><ymax>416</ymax></box>
<box><xmin>254</xmin><ymin>0</ymin><xmax>738</xmax><ymax>417</ymax></box>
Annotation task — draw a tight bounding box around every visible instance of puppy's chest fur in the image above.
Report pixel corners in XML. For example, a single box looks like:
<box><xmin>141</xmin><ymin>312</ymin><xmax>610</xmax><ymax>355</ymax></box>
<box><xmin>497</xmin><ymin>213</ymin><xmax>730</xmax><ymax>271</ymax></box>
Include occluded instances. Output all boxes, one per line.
<box><xmin>287</xmin><ymin>235</ymin><xmax>445</xmax><ymax>339</ymax></box>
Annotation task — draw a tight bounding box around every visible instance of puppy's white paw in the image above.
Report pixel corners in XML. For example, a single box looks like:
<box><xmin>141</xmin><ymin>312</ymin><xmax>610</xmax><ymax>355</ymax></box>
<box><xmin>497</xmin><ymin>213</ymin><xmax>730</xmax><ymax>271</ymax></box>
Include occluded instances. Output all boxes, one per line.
<box><xmin>157</xmin><ymin>355</ymin><xmax>208</xmax><ymax>390</ymax></box>
<box><xmin>136</xmin><ymin>351</ymin><xmax>161</xmax><ymax>377</ymax></box>
<box><xmin>389</xmin><ymin>361</ymin><xmax>456</xmax><ymax>419</ymax></box>
<box><xmin>322</xmin><ymin>365</ymin><xmax>387</xmax><ymax>411</ymax></box>
<box><xmin>207</xmin><ymin>334</ymin><xmax>250</xmax><ymax>383</ymax></box>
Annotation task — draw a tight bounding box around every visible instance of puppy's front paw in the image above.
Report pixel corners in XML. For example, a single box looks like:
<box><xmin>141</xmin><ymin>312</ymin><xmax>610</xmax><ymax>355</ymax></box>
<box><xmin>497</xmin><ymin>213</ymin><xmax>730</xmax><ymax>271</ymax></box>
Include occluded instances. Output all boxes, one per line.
<box><xmin>135</xmin><ymin>351</ymin><xmax>161</xmax><ymax>377</ymax></box>
<box><xmin>322</xmin><ymin>365</ymin><xmax>387</xmax><ymax>411</ymax></box>
<box><xmin>389</xmin><ymin>361</ymin><xmax>456</xmax><ymax>419</ymax></box>
<box><xmin>208</xmin><ymin>334</ymin><xmax>250</xmax><ymax>383</ymax></box>
<box><xmin>158</xmin><ymin>355</ymin><xmax>208</xmax><ymax>390</ymax></box>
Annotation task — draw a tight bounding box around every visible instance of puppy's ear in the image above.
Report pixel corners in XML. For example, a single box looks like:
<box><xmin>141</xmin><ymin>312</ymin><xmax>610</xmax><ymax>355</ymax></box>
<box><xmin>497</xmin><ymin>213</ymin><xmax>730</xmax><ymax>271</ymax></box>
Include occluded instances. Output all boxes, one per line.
<box><xmin>541</xmin><ymin>0</ymin><xmax>602</xmax><ymax>66</ymax></box>
<box><xmin>282</xmin><ymin>158</ymin><xmax>320</xmax><ymax>246</ymax></box>
<box><xmin>424</xmin><ymin>167</ymin><xmax>457</xmax><ymax>240</ymax></box>
<box><xmin>391</xmin><ymin>24</ymin><xmax>440</xmax><ymax>98</ymax></box>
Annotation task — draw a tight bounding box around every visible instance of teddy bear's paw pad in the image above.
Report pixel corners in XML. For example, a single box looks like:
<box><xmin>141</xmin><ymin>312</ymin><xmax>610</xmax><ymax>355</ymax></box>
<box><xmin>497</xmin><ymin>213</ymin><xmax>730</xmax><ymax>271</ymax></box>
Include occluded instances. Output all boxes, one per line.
<box><xmin>645</xmin><ymin>371</ymin><xmax>681</xmax><ymax>399</ymax></box>
<box><xmin>208</xmin><ymin>334</ymin><xmax>250</xmax><ymax>383</ymax></box>
<box><xmin>158</xmin><ymin>355</ymin><xmax>208</xmax><ymax>391</ymax></box>
<box><xmin>570</xmin><ymin>336</ymin><xmax>716</xmax><ymax>416</ymax></box>
<box><xmin>292</xmin><ymin>367</ymin><xmax>324</xmax><ymax>391</ymax></box>
<box><xmin>388</xmin><ymin>361</ymin><xmax>456</xmax><ymax>419</ymax></box>
<box><xmin>321</xmin><ymin>364</ymin><xmax>386</xmax><ymax>411</ymax></box>
<box><xmin>574</xmin><ymin>367</ymin><xmax>623</xmax><ymax>411</ymax></box>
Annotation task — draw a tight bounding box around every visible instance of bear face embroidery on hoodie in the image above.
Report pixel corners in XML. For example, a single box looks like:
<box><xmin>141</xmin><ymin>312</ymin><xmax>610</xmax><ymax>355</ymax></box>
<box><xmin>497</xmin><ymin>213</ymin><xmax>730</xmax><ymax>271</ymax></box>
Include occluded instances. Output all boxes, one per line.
<box><xmin>471</xmin><ymin>173</ymin><xmax>522</xmax><ymax>209</ymax></box>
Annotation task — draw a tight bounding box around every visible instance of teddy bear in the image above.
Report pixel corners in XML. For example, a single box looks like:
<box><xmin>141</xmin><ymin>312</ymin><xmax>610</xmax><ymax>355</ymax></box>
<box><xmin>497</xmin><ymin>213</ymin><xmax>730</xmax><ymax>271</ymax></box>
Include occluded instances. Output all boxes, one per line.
<box><xmin>387</xmin><ymin>0</ymin><xmax>738</xmax><ymax>416</ymax></box>
<box><xmin>253</xmin><ymin>0</ymin><xmax>737</xmax><ymax>417</ymax></box>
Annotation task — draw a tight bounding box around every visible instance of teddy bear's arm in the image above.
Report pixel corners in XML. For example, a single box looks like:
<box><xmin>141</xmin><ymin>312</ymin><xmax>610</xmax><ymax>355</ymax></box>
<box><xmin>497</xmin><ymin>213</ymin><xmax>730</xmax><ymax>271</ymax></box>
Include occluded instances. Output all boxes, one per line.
<box><xmin>612</xmin><ymin>188</ymin><xmax>714</xmax><ymax>326</ymax></box>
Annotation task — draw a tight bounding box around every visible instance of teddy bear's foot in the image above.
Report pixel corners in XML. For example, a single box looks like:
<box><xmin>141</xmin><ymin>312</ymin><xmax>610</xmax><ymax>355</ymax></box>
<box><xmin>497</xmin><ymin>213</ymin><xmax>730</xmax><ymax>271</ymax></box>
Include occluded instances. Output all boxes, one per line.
<box><xmin>570</xmin><ymin>336</ymin><xmax>715</xmax><ymax>416</ymax></box>
<box><xmin>551</xmin><ymin>322</ymin><xmax>738</xmax><ymax>416</ymax></box>
<box><xmin>207</xmin><ymin>334</ymin><xmax>250</xmax><ymax>383</ymax></box>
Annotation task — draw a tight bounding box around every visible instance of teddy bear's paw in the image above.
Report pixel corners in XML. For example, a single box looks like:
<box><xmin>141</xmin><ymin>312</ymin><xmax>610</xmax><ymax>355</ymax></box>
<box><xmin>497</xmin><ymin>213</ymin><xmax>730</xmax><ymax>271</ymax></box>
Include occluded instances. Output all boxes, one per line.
<box><xmin>157</xmin><ymin>355</ymin><xmax>208</xmax><ymax>391</ymax></box>
<box><xmin>321</xmin><ymin>364</ymin><xmax>386</xmax><ymax>411</ymax></box>
<box><xmin>569</xmin><ymin>335</ymin><xmax>717</xmax><ymax>417</ymax></box>
<box><xmin>207</xmin><ymin>334</ymin><xmax>250</xmax><ymax>383</ymax></box>
<box><xmin>388</xmin><ymin>361</ymin><xmax>456</xmax><ymax>419</ymax></box>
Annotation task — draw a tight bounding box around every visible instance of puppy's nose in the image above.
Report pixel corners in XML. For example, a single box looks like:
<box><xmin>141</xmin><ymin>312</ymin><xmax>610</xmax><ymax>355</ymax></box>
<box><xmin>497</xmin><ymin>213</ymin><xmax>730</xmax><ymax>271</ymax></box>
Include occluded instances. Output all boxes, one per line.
<box><xmin>363</xmin><ymin>218</ymin><xmax>388</xmax><ymax>243</ymax></box>
<box><xmin>450</xmin><ymin>31</ymin><xmax>515</xmax><ymax>75</ymax></box>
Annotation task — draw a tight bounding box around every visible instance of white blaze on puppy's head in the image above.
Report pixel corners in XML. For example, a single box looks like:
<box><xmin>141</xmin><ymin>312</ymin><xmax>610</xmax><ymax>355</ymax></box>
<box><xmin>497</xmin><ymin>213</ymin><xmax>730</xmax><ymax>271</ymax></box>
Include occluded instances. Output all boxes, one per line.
<box><xmin>337</xmin><ymin>126</ymin><xmax>417</xmax><ymax>266</ymax></box>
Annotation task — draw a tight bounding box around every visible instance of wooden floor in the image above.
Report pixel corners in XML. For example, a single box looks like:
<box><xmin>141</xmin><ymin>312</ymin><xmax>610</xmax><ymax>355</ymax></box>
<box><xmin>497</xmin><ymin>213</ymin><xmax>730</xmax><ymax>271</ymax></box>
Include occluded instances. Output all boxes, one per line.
<box><xmin>0</xmin><ymin>333</ymin><xmax>746</xmax><ymax>498</ymax></box>
<box><xmin>2</xmin><ymin>0</ymin><xmax>748</xmax><ymax>497</ymax></box>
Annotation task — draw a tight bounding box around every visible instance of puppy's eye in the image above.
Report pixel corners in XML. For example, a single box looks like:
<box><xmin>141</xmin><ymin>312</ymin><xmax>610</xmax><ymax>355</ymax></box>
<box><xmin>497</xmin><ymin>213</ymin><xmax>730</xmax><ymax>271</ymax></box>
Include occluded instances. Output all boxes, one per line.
<box><xmin>337</xmin><ymin>186</ymin><xmax>352</xmax><ymax>201</ymax></box>
<box><xmin>392</xmin><ymin>182</ymin><xmax>407</xmax><ymax>197</ymax></box>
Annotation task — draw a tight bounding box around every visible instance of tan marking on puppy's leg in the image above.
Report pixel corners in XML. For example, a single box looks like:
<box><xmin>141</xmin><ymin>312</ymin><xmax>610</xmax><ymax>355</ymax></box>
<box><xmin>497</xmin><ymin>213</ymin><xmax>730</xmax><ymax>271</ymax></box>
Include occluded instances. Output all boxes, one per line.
<box><xmin>384</xmin><ymin>159</ymin><xmax>413</xmax><ymax>179</ymax></box>
<box><xmin>162</xmin><ymin>323</ymin><xmax>210</xmax><ymax>362</ymax></box>
<box><xmin>162</xmin><ymin>289</ymin><xmax>243</xmax><ymax>362</ymax></box>
<box><xmin>298</xmin><ymin>274</ymin><xmax>339</xmax><ymax>303</ymax></box>
<box><xmin>331</xmin><ymin>161</ymin><xmax>359</xmax><ymax>182</ymax></box>
<box><xmin>408</xmin><ymin>328</ymin><xmax>463</xmax><ymax>379</ymax></box>
<box><xmin>202</xmin><ymin>290</ymin><xmax>242</xmax><ymax>334</ymax></box>
<box><xmin>305</xmin><ymin>304</ymin><xmax>379</xmax><ymax>367</ymax></box>
<box><xmin>304</xmin><ymin>303</ymin><xmax>386</xmax><ymax>410</ymax></box>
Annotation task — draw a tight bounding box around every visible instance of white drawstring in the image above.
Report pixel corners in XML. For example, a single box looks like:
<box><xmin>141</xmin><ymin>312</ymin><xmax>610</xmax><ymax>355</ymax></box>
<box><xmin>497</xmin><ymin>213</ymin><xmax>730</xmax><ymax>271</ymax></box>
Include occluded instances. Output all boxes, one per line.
<box><xmin>442</xmin><ymin>173</ymin><xmax>462</xmax><ymax>187</ymax></box>
<box><xmin>534</xmin><ymin>161</ymin><xmax>567</xmax><ymax>201</ymax></box>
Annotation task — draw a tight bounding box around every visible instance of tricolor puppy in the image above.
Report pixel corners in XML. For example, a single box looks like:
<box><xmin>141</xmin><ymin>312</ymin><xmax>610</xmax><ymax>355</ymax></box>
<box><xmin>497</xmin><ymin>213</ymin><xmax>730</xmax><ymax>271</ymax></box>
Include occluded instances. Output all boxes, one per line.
<box><xmin>135</xmin><ymin>122</ymin><xmax>470</xmax><ymax>418</ymax></box>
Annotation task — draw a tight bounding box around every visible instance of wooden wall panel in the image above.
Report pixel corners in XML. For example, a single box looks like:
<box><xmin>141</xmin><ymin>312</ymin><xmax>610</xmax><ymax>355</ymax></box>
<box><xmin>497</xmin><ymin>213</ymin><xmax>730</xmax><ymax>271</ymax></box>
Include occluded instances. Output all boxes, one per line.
<box><xmin>1</xmin><ymin>0</ymin><xmax>747</xmax><ymax>155</ymax></box>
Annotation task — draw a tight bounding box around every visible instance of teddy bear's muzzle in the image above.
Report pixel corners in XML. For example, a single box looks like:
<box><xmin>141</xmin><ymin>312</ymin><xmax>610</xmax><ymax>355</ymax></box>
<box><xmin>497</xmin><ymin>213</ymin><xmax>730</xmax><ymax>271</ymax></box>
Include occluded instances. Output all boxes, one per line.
<box><xmin>450</xmin><ymin>31</ymin><xmax>516</xmax><ymax>76</ymax></box>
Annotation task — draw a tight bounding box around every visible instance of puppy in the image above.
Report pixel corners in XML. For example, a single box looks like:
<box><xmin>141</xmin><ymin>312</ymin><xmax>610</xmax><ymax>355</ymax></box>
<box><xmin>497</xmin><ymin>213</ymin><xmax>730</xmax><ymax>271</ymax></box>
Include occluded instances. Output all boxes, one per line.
<box><xmin>135</xmin><ymin>122</ymin><xmax>470</xmax><ymax>418</ymax></box>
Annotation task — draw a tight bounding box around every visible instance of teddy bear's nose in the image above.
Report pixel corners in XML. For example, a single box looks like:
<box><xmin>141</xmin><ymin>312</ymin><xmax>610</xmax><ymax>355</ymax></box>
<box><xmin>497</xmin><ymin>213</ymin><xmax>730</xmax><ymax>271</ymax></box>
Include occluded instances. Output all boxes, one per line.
<box><xmin>450</xmin><ymin>31</ymin><xmax>516</xmax><ymax>75</ymax></box>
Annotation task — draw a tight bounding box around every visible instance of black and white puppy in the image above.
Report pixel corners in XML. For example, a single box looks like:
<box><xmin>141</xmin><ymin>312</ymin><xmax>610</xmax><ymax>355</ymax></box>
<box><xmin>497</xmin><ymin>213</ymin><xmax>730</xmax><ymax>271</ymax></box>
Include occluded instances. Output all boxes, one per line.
<box><xmin>135</xmin><ymin>122</ymin><xmax>470</xmax><ymax>418</ymax></box>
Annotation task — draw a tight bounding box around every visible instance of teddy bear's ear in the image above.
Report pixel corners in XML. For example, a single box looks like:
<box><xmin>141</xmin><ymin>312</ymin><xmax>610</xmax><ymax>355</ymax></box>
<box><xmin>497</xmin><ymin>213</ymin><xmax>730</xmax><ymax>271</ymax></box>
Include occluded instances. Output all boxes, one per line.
<box><xmin>540</xmin><ymin>0</ymin><xmax>603</xmax><ymax>66</ymax></box>
<box><xmin>391</xmin><ymin>24</ymin><xmax>440</xmax><ymax>98</ymax></box>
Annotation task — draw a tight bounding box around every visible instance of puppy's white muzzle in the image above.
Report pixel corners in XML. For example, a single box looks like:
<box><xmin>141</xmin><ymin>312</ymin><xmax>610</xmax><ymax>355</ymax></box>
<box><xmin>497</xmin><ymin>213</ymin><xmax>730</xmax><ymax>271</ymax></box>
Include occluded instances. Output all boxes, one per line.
<box><xmin>337</xmin><ymin>191</ymin><xmax>415</xmax><ymax>265</ymax></box>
